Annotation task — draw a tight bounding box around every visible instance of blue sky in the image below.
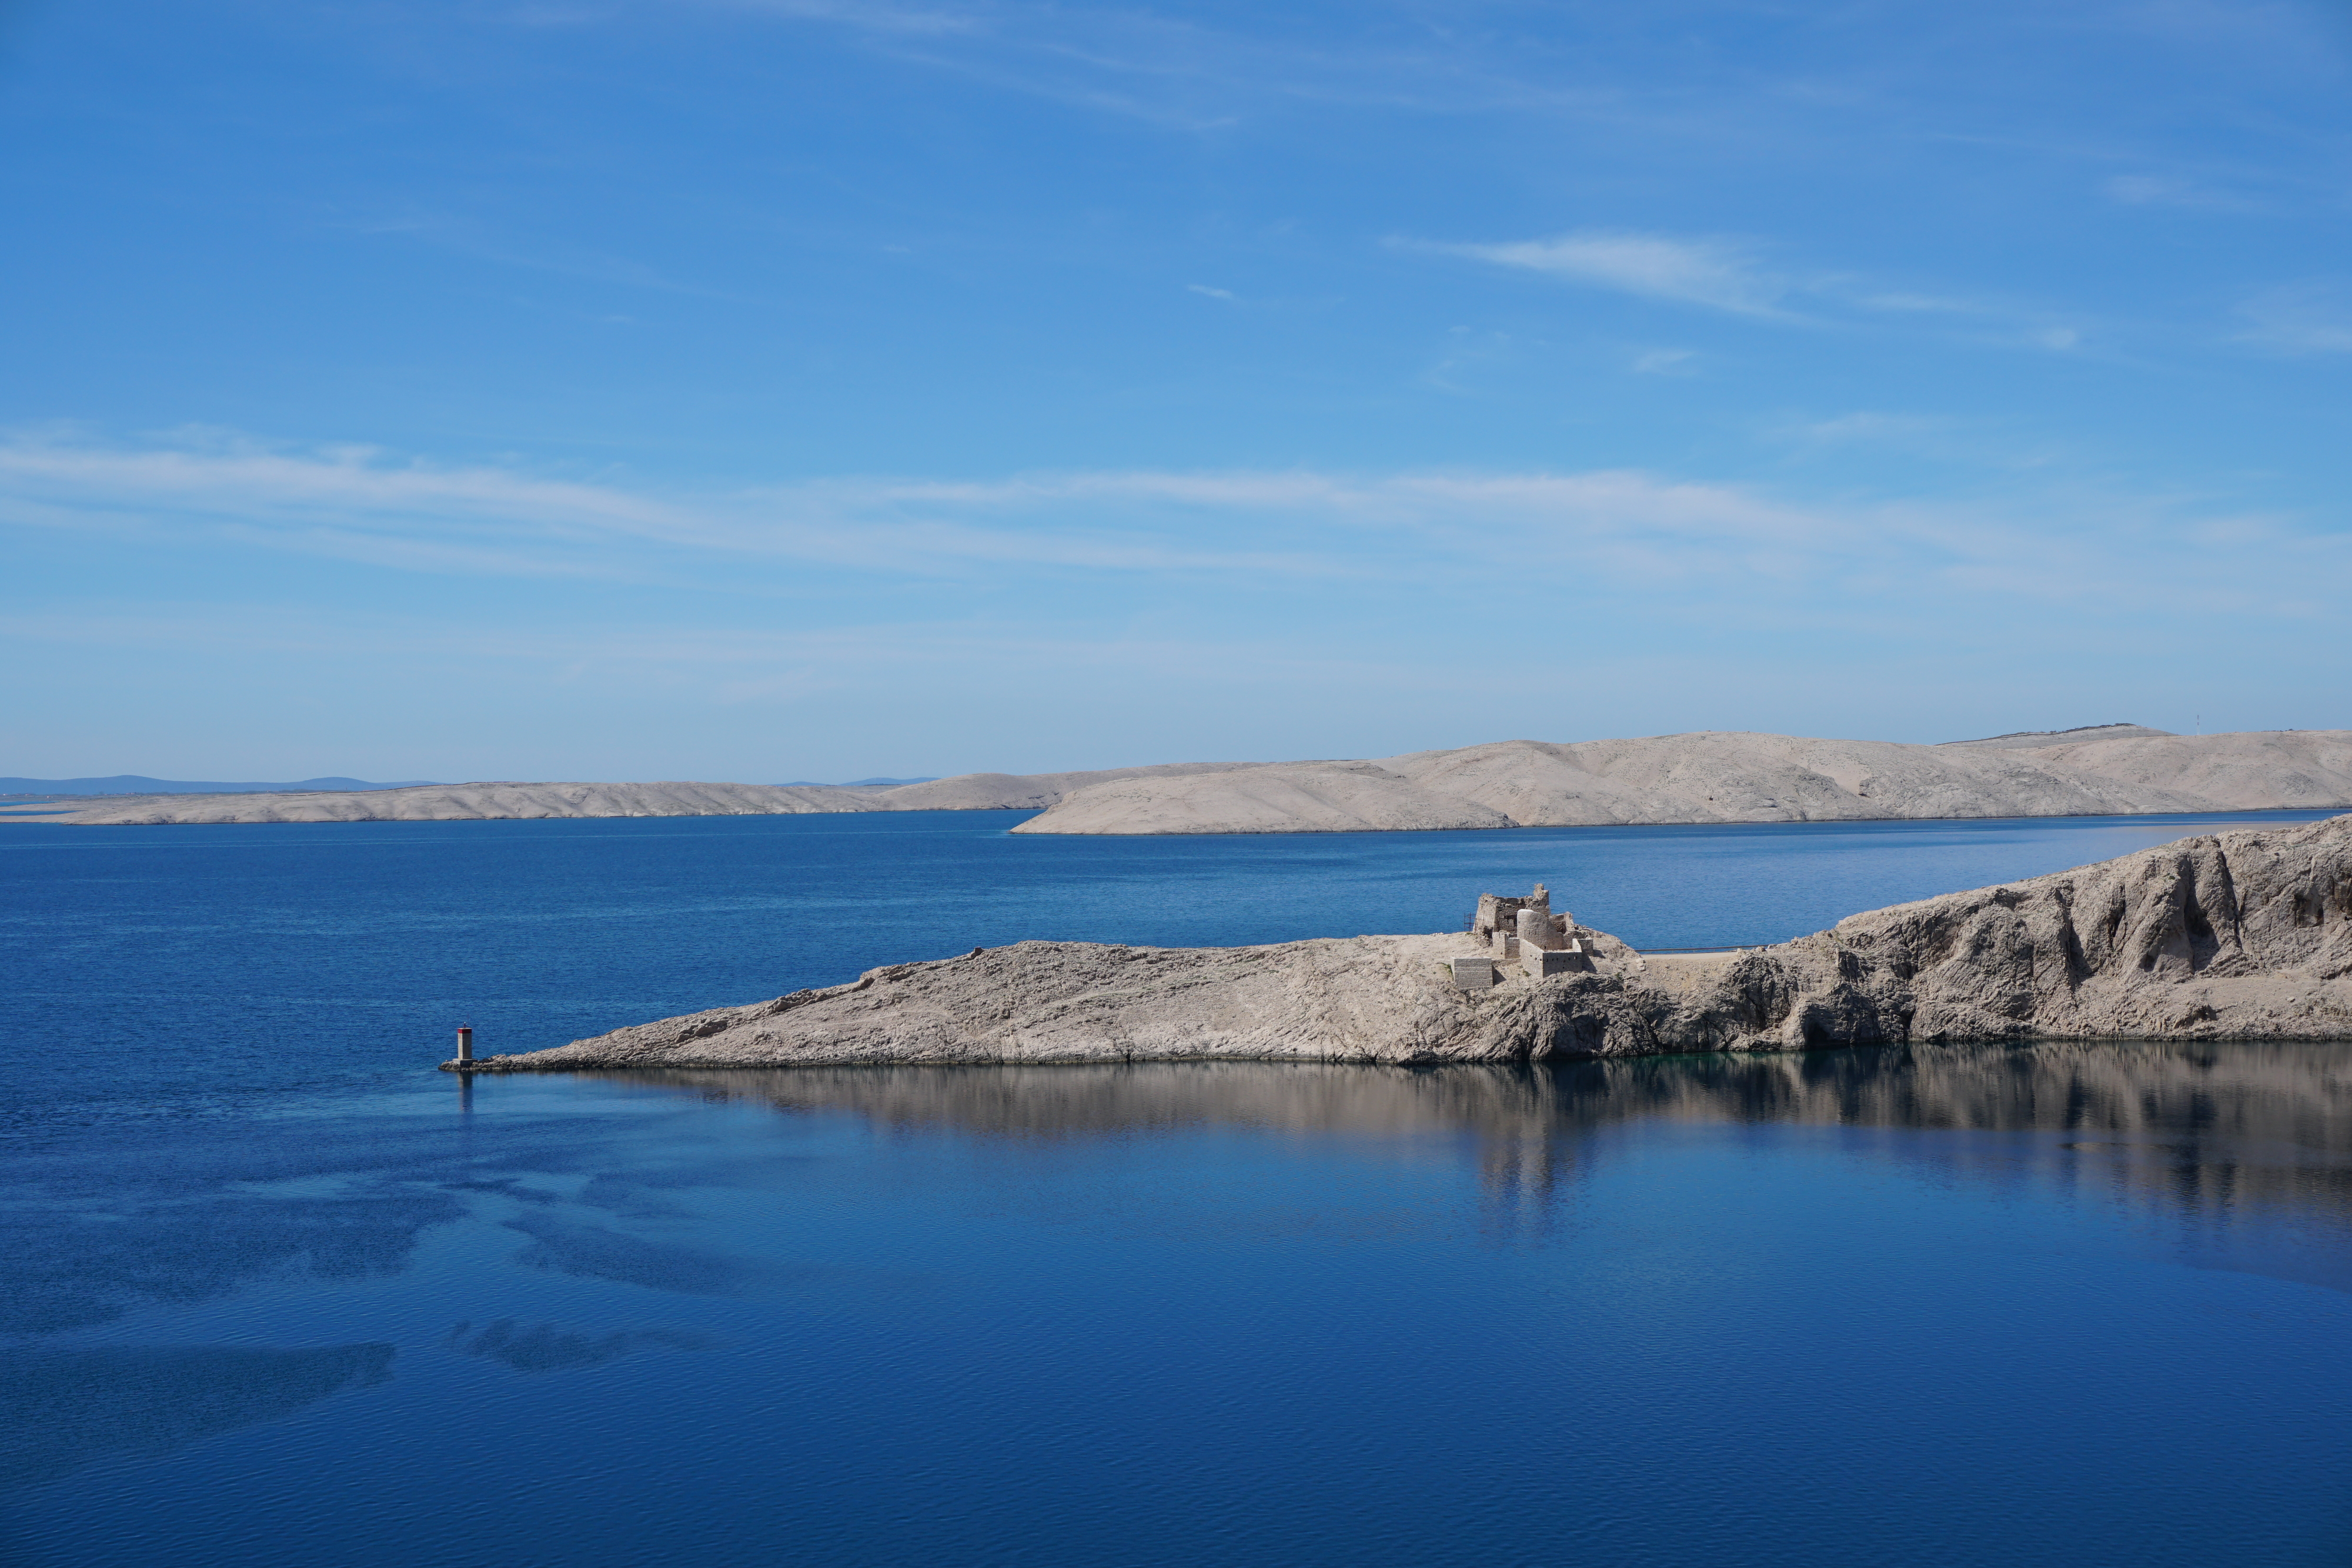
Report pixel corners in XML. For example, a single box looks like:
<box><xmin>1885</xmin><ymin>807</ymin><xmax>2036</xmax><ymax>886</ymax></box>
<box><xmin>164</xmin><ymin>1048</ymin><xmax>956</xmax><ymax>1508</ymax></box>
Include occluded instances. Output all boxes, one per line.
<box><xmin>3</xmin><ymin>0</ymin><xmax>2348</xmax><ymax>781</ymax></box>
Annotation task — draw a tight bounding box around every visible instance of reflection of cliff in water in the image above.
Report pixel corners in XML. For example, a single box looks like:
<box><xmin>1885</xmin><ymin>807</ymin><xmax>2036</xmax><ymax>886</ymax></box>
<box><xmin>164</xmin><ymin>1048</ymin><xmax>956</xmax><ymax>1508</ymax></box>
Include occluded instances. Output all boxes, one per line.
<box><xmin>600</xmin><ymin>1040</ymin><xmax>2352</xmax><ymax>1229</ymax></box>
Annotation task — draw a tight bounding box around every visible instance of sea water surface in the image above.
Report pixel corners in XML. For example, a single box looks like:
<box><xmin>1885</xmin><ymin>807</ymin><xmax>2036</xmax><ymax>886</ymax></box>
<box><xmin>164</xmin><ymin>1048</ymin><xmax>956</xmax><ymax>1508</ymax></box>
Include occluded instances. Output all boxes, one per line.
<box><xmin>5</xmin><ymin>808</ymin><xmax>2351</xmax><ymax>1565</ymax></box>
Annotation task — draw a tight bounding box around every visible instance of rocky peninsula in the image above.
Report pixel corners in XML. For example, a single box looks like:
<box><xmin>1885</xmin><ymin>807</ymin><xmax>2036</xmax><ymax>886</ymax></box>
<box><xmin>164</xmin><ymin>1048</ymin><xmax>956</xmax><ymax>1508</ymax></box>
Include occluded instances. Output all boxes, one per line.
<box><xmin>452</xmin><ymin>811</ymin><xmax>2352</xmax><ymax>1073</ymax></box>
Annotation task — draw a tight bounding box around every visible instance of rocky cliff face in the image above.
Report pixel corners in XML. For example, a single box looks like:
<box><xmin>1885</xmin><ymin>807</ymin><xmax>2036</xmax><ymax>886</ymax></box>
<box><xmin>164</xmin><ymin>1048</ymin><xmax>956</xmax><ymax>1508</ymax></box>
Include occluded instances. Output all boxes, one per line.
<box><xmin>457</xmin><ymin>815</ymin><xmax>2352</xmax><ymax>1074</ymax></box>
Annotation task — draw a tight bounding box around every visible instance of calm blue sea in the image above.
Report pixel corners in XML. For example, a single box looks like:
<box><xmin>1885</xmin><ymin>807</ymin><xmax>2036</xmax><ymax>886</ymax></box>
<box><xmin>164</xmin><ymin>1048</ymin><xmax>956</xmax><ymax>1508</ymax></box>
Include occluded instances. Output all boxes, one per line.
<box><xmin>5</xmin><ymin>808</ymin><xmax>2350</xmax><ymax>1566</ymax></box>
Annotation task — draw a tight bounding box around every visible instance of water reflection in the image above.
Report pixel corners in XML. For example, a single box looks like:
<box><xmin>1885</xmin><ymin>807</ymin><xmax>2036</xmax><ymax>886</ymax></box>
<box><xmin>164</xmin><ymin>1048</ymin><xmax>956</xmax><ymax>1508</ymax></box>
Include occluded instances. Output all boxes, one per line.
<box><xmin>599</xmin><ymin>1040</ymin><xmax>2352</xmax><ymax>1232</ymax></box>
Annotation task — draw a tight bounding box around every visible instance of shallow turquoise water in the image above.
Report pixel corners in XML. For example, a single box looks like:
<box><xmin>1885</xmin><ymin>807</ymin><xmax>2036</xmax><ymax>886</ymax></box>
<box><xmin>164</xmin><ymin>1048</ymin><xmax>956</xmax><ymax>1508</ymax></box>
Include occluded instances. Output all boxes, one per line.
<box><xmin>4</xmin><ymin>810</ymin><xmax>2348</xmax><ymax>1564</ymax></box>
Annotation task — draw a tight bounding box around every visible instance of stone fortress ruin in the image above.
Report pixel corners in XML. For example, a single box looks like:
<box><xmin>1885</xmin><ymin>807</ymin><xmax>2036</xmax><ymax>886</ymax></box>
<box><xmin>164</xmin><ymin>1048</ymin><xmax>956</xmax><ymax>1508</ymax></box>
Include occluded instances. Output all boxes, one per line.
<box><xmin>1451</xmin><ymin>884</ymin><xmax>1598</xmax><ymax>991</ymax></box>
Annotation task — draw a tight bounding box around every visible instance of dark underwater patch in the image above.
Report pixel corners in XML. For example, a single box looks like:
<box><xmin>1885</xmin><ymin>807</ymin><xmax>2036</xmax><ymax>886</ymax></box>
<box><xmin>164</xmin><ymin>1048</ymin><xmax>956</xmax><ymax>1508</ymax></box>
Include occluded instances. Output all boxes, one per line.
<box><xmin>444</xmin><ymin>1318</ymin><xmax>710</xmax><ymax>1372</ymax></box>
<box><xmin>504</xmin><ymin>1213</ymin><xmax>753</xmax><ymax>1295</ymax></box>
<box><xmin>0</xmin><ymin>1343</ymin><xmax>394</xmax><ymax>1490</ymax></box>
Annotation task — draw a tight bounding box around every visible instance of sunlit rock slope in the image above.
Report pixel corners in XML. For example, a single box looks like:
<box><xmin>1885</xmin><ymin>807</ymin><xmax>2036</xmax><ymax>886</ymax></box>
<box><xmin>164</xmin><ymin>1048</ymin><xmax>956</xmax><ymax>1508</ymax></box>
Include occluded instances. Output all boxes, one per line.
<box><xmin>1013</xmin><ymin>727</ymin><xmax>2352</xmax><ymax>834</ymax></box>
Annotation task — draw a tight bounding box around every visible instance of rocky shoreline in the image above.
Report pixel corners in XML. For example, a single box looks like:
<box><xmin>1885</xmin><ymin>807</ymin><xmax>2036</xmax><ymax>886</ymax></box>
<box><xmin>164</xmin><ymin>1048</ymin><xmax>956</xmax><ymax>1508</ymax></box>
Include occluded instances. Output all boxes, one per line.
<box><xmin>450</xmin><ymin>814</ymin><xmax>2352</xmax><ymax>1073</ymax></box>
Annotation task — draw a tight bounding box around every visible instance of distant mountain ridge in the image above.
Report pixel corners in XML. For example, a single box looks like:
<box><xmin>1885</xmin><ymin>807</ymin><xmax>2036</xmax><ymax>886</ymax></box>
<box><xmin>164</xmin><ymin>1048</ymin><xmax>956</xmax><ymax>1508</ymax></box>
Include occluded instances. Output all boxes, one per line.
<box><xmin>9</xmin><ymin>763</ymin><xmax>1251</xmax><ymax>825</ymax></box>
<box><xmin>12</xmin><ymin>729</ymin><xmax>2351</xmax><ymax>830</ymax></box>
<box><xmin>1011</xmin><ymin>727</ymin><xmax>2352</xmax><ymax>834</ymax></box>
<box><xmin>0</xmin><ymin>775</ymin><xmax>439</xmax><ymax>796</ymax></box>
<box><xmin>1937</xmin><ymin>723</ymin><xmax>2173</xmax><ymax>748</ymax></box>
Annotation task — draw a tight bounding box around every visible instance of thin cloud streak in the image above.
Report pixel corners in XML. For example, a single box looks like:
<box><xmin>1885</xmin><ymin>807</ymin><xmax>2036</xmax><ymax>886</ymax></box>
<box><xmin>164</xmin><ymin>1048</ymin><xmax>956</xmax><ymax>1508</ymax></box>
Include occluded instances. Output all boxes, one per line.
<box><xmin>705</xmin><ymin>0</ymin><xmax>1612</xmax><ymax>125</ymax></box>
<box><xmin>1422</xmin><ymin>230</ymin><xmax>2094</xmax><ymax>353</ymax></box>
<box><xmin>2234</xmin><ymin>286</ymin><xmax>2352</xmax><ymax>355</ymax></box>
<box><xmin>2</xmin><ymin>433</ymin><xmax>2341</xmax><ymax>623</ymax></box>
<box><xmin>1431</xmin><ymin>231</ymin><xmax>1788</xmax><ymax>317</ymax></box>
<box><xmin>0</xmin><ymin>437</ymin><xmax>1338</xmax><ymax>580</ymax></box>
<box><xmin>0</xmin><ymin>600</ymin><xmax>1465</xmax><ymax>706</ymax></box>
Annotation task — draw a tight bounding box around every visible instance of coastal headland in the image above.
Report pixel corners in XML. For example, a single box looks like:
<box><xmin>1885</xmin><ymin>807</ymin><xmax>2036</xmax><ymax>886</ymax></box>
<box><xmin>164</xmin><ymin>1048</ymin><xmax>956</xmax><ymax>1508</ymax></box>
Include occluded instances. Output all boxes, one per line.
<box><xmin>452</xmin><ymin>812</ymin><xmax>2352</xmax><ymax>1072</ymax></box>
<box><xmin>16</xmin><ymin>724</ymin><xmax>2352</xmax><ymax>830</ymax></box>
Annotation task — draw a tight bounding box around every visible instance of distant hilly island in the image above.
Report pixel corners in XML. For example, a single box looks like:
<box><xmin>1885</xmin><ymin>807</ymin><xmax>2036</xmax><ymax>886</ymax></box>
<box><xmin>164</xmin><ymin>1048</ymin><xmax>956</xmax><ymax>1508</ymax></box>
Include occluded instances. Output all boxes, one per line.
<box><xmin>8</xmin><ymin>725</ymin><xmax>2349</xmax><ymax>832</ymax></box>
<box><xmin>0</xmin><ymin>775</ymin><xmax>441</xmax><ymax>797</ymax></box>
<box><xmin>1</xmin><ymin>774</ymin><xmax>941</xmax><ymax>797</ymax></box>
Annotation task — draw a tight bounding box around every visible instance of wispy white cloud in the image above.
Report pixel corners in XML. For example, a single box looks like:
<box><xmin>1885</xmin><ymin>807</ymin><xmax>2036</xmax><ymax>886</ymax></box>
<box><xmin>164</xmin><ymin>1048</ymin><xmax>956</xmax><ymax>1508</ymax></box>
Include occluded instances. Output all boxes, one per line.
<box><xmin>1762</xmin><ymin>410</ymin><xmax>2074</xmax><ymax>472</ymax></box>
<box><xmin>6</xmin><ymin>431</ymin><xmax>1886</xmax><ymax>587</ymax></box>
<box><xmin>1782</xmin><ymin>412</ymin><xmax>1956</xmax><ymax>445</ymax></box>
<box><xmin>699</xmin><ymin>0</ymin><xmax>1610</xmax><ymax>128</ymax></box>
<box><xmin>0</xmin><ymin>597</ymin><xmax>1466</xmax><ymax>716</ymax></box>
<box><xmin>0</xmin><ymin>433</ymin><xmax>1336</xmax><ymax>580</ymax></box>
<box><xmin>1186</xmin><ymin>283</ymin><xmax>1235</xmax><ymax>300</ymax></box>
<box><xmin>714</xmin><ymin>0</ymin><xmax>984</xmax><ymax>39</ymax></box>
<box><xmin>2104</xmin><ymin>173</ymin><xmax>2264</xmax><ymax>212</ymax></box>
<box><xmin>2</xmin><ymin>431</ymin><xmax>2340</xmax><ymax>627</ymax></box>
<box><xmin>2234</xmin><ymin>285</ymin><xmax>2352</xmax><ymax>354</ymax></box>
<box><xmin>1854</xmin><ymin>292</ymin><xmax>1977</xmax><ymax>315</ymax></box>
<box><xmin>346</xmin><ymin>211</ymin><xmax>747</xmax><ymax>301</ymax></box>
<box><xmin>1839</xmin><ymin>283</ymin><xmax>2087</xmax><ymax>353</ymax></box>
<box><xmin>1432</xmin><ymin>231</ymin><xmax>1786</xmax><ymax>317</ymax></box>
<box><xmin>1420</xmin><ymin>231</ymin><xmax>2090</xmax><ymax>353</ymax></box>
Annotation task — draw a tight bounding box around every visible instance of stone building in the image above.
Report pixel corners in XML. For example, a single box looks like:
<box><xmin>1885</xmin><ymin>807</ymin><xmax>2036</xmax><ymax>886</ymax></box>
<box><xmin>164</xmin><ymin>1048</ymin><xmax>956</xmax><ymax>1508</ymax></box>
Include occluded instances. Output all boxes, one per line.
<box><xmin>1453</xmin><ymin>884</ymin><xmax>1596</xmax><ymax>989</ymax></box>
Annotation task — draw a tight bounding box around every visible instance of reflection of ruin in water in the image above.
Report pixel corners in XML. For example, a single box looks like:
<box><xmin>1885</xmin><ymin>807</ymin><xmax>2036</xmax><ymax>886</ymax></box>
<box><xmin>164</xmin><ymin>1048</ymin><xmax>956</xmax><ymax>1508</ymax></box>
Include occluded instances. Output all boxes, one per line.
<box><xmin>1473</xmin><ymin>1126</ymin><xmax>1575</xmax><ymax>1243</ymax></box>
<box><xmin>593</xmin><ymin>1039</ymin><xmax>2352</xmax><ymax>1238</ymax></box>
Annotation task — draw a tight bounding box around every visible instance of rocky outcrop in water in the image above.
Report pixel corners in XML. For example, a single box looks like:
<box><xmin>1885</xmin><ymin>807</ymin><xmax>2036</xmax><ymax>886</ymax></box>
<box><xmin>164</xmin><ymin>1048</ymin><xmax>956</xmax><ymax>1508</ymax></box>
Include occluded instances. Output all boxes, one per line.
<box><xmin>456</xmin><ymin>814</ymin><xmax>2352</xmax><ymax>1073</ymax></box>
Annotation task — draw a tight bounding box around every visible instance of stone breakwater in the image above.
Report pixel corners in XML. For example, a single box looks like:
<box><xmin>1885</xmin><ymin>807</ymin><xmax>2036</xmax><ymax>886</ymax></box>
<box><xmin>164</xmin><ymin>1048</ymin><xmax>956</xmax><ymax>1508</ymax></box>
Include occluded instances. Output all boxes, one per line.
<box><xmin>451</xmin><ymin>814</ymin><xmax>2352</xmax><ymax>1073</ymax></box>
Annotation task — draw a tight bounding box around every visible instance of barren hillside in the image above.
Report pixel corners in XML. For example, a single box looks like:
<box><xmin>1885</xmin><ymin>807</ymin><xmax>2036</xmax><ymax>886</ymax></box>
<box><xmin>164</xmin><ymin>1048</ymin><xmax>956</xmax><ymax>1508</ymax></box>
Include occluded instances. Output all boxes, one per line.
<box><xmin>1014</xmin><ymin>727</ymin><xmax>2352</xmax><ymax>834</ymax></box>
<box><xmin>18</xmin><ymin>725</ymin><xmax>2350</xmax><ymax>831</ymax></box>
